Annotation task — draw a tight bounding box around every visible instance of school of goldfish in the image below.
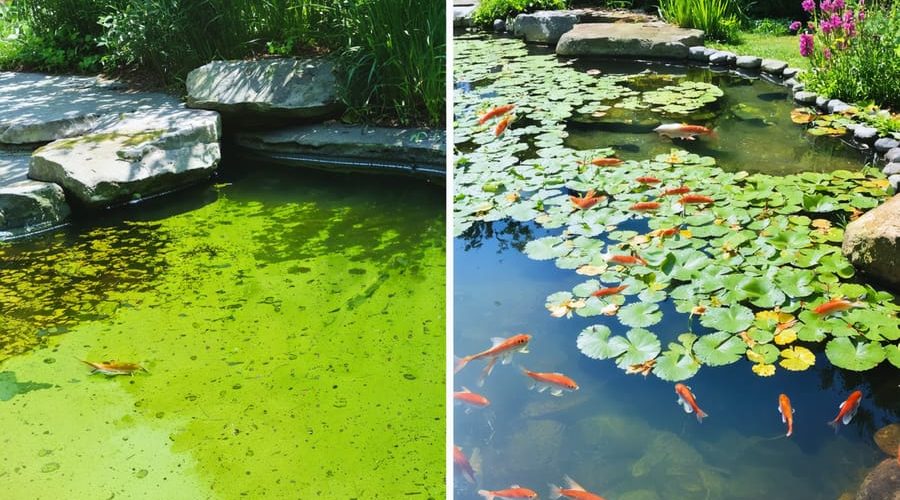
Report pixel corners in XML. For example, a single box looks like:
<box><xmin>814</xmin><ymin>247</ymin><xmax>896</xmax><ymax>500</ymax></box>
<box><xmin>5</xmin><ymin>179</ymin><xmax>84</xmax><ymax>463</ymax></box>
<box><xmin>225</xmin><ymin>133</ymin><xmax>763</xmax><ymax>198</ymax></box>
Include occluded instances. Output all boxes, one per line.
<box><xmin>462</xmin><ymin>106</ymin><xmax>889</xmax><ymax>498</ymax></box>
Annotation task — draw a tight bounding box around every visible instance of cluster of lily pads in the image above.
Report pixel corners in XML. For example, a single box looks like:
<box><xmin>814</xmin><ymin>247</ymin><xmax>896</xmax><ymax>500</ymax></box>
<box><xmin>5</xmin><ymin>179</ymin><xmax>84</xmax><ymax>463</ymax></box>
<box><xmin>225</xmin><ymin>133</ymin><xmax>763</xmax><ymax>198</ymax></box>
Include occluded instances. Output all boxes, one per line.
<box><xmin>454</xmin><ymin>35</ymin><xmax>899</xmax><ymax>381</ymax></box>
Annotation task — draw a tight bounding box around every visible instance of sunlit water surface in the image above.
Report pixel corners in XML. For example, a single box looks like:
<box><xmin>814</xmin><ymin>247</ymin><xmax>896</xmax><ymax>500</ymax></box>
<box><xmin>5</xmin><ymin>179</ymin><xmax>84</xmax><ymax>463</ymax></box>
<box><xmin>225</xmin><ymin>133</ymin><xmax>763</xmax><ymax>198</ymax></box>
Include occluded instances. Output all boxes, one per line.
<box><xmin>0</xmin><ymin>164</ymin><xmax>444</xmax><ymax>499</ymax></box>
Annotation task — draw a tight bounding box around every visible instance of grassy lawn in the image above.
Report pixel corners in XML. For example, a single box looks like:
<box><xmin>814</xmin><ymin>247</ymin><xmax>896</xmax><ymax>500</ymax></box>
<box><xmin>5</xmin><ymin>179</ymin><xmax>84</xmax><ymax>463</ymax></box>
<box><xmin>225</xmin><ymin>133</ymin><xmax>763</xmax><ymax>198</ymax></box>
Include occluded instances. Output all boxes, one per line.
<box><xmin>708</xmin><ymin>33</ymin><xmax>809</xmax><ymax>69</ymax></box>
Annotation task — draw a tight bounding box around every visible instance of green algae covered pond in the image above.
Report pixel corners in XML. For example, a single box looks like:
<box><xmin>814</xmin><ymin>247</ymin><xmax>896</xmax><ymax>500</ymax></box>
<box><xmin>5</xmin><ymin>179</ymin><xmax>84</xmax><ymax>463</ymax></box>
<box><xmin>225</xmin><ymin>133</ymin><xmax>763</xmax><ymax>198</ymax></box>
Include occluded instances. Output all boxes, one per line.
<box><xmin>0</xmin><ymin>164</ymin><xmax>445</xmax><ymax>498</ymax></box>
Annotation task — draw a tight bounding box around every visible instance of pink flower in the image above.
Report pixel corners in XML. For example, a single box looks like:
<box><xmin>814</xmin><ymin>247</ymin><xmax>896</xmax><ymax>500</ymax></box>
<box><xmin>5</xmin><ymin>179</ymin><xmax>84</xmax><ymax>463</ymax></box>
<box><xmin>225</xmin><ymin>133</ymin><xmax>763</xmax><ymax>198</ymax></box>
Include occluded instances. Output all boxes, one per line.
<box><xmin>824</xmin><ymin>48</ymin><xmax>832</xmax><ymax>59</ymax></box>
<box><xmin>789</xmin><ymin>20</ymin><xmax>802</xmax><ymax>31</ymax></box>
<box><xmin>858</xmin><ymin>10</ymin><xmax>865</xmax><ymax>20</ymax></box>
<box><xmin>800</xmin><ymin>33</ymin><xmax>815</xmax><ymax>57</ymax></box>
<box><xmin>821</xmin><ymin>0</ymin><xmax>833</xmax><ymax>12</ymax></box>
<box><xmin>802</xmin><ymin>0</ymin><xmax>816</xmax><ymax>12</ymax></box>
<box><xmin>833</xmin><ymin>0</ymin><xmax>845</xmax><ymax>10</ymax></box>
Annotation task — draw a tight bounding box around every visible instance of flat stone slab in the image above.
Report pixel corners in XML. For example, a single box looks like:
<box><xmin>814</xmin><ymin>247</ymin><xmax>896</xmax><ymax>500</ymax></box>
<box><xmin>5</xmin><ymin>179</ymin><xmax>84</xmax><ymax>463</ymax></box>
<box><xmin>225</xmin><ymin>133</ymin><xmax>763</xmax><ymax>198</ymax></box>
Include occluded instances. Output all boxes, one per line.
<box><xmin>0</xmin><ymin>150</ymin><xmax>70</xmax><ymax>238</ymax></box>
<box><xmin>688</xmin><ymin>46</ymin><xmax>713</xmax><ymax>61</ymax></box>
<box><xmin>513</xmin><ymin>11</ymin><xmax>579</xmax><ymax>44</ymax></box>
<box><xmin>235</xmin><ymin>124</ymin><xmax>445</xmax><ymax>178</ymax></box>
<box><xmin>735</xmin><ymin>55</ymin><xmax>761</xmax><ymax>69</ymax></box>
<box><xmin>0</xmin><ymin>72</ymin><xmax>180</xmax><ymax>145</ymax></box>
<box><xmin>709</xmin><ymin>51</ymin><xmax>736</xmax><ymax>65</ymax></box>
<box><xmin>794</xmin><ymin>91</ymin><xmax>818</xmax><ymax>104</ymax></box>
<box><xmin>30</xmin><ymin>107</ymin><xmax>221</xmax><ymax>208</ymax></box>
<box><xmin>556</xmin><ymin>23</ymin><xmax>704</xmax><ymax>59</ymax></box>
<box><xmin>842</xmin><ymin>194</ymin><xmax>900</xmax><ymax>290</ymax></box>
<box><xmin>186</xmin><ymin>59</ymin><xmax>343</xmax><ymax>121</ymax></box>
<box><xmin>761</xmin><ymin>59</ymin><xmax>788</xmax><ymax>74</ymax></box>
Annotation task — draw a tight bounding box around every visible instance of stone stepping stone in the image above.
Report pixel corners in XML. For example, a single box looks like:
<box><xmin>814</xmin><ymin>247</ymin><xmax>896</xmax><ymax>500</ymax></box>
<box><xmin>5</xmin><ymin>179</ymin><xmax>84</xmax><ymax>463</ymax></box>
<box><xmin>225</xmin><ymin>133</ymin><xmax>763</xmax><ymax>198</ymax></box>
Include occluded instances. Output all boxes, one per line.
<box><xmin>186</xmin><ymin>59</ymin><xmax>343</xmax><ymax>122</ymax></box>
<box><xmin>30</xmin><ymin>107</ymin><xmax>221</xmax><ymax>208</ymax></box>
<box><xmin>556</xmin><ymin>23</ymin><xmax>704</xmax><ymax>59</ymax></box>
<box><xmin>0</xmin><ymin>150</ymin><xmax>69</xmax><ymax>239</ymax></box>
<box><xmin>0</xmin><ymin>72</ymin><xmax>180</xmax><ymax>145</ymax></box>
<box><xmin>761</xmin><ymin>59</ymin><xmax>788</xmax><ymax>75</ymax></box>
<box><xmin>735</xmin><ymin>55</ymin><xmax>761</xmax><ymax>69</ymax></box>
<box><xmin>512</xmin><ymin>11</ymin><xmax>579</xmax><ymax>44</ymax></box>
<box><xmin>235</xmin><ymin>124</ymin><xmax>445</xmax><ymax>178</ymax></box>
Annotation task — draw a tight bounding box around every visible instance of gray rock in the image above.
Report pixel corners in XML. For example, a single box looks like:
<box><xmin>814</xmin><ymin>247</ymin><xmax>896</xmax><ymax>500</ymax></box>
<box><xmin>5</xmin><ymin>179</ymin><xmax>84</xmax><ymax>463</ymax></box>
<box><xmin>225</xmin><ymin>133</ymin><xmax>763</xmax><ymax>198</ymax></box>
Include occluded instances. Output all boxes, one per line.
<box><xmin>735</xmin><ymin>55</ymin><xmax>761</xmax><ymax>69</ymax></box>
<box><xmin>827</xmin><ymin>99</ymin><xmax>851</xmax><ymax>113</ymax></box>
<box><xmin>453</xmin><ymin>5</ymin><xmax>476</xmax><ymax>27</ymax></box>
<box><xmin>782</xmin><ymin>67</ymin><xmax>802</xmax><ymax>78</ymax></box>
<box><xmin>891</xmin><ymin>175</ymin><xmax>900</xmax><ymax>191</ymax></box>
<box><xmin>760</xmin><ymin>59</ymin><xmax>788</xmax><ymax>75</ymax></box>
<box><xmin>709</xmin><ymin>51</ymin><xmax>736</xmax><ymax>65</ymax></box>
<box><xmin>512</xmin><ymin>11</ymin><xmax>579</xmax><ymax>44</ymax></box>
<box><xmin>186</xmin><ymin>58</ymin><xmax>343</xmax><ymax>121</ymax></box>
<box><xmin>556</xmin><ymin>23</ymin><xmax>704</xmax><ymax>59</ymax></box>
<box><xmin>783</xmin><ymin>77</ymin><xmax>800</xmax><ymax>88</ymax></box>
<box><xmin>493</xmin><ymin>19</ymin><xmax>506</xmax><ymax>32</ymax></box>
<box><xmin>30</xmin><ymin>107</ymin><xmax>221</xmax><ymax>208</ymax></box>
<box><xmin>885</xmin><ymin>148</ymin><xmax>900</xmax><ymax>163</ymax></box>
<box><xmin>816</xmin><ymin>96</ymin><xmax>830</xmax><ymax>109</ymax></box>
<box><xmin>842</xmin><ymin>194</ymin><xmax>900</xmax><ymax>290</ymax></box>
<box><xmin>235</xmin><ymin>124</ymin><xmax>445</xmax><ymax>178</ymax></box>
<box><xmin>883</xmin><ymin>162</ymin><xmax>900</xmax><ymax>176</ymax></box>
<box><xmin>0</xmin><ymin>150</ymin><xmax>69</xmax><ymax>239</ymax></box>
<box><xmin>875</xmin><ymin>137</ymin><xmax>900</xmax><ymax>153</ymax></box>
<box><xmin>688</xmin><ymin>46</ymin><xmax>713</xmax><ymax>61</ymax></box>
<box><xmin>855</xmin><ymin>458</ymin><xmax>900</xmax><ymax>500</ymax></box>
<box><xmin>0</xmin><ymin>72</ymin><xmax>180</xmax><ymax>145</ymax></box>
<box><xmin>854</xmin><ymin>126</ymin><xmax>879</xmax><ymax>143</ymax></box>
<box><xmin>794</xmin><ymin>91</ymin><xmax>818</xmax><ymax>104</ymax></box>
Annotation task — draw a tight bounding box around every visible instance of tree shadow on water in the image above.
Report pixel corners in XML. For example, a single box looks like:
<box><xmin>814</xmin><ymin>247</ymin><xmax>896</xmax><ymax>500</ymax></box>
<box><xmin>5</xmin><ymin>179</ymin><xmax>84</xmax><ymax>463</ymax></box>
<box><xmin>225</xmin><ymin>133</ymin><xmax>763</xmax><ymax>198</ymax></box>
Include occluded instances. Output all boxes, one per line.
<box><xmin>0</xmin><ymin>371</ymin><xmax>55</xmax><ymax>402</ymax></box>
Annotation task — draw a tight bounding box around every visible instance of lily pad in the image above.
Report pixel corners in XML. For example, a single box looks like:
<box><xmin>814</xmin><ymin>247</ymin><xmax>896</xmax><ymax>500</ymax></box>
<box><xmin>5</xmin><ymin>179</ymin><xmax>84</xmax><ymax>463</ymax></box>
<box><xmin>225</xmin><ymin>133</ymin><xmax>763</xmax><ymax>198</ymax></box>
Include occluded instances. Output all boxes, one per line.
<box><xmin>693</xmin><ymin>332</ymin><xmax>746</xmax><ymax>366</ymax></box>
<box><xmin>825</xmin><ymin>338</ymin><xmax>885</xmax><ymax>371</ymax></box>
<box><xmin>618</xmin><ymin>302</ymin><xmax>663</xmax><ymax>328</ymax></box>
<box><xmin>577</xmin><ymin>325</ymin><xmax>628</xmax><ymax>360</ymax></box>
<box><xmin>700</xmin><ymin>305</ymin><xmax>754</xmax><ymax>333</ymax></box>
<box><xmin>779</xmin><ymin>346</ymin><xmax>816</xmax><ymax>371</ymax></box>
<box><xmin>615</xmin><ymin>328</ymin><xmax>662</xmax><ymax>368</ymax></box>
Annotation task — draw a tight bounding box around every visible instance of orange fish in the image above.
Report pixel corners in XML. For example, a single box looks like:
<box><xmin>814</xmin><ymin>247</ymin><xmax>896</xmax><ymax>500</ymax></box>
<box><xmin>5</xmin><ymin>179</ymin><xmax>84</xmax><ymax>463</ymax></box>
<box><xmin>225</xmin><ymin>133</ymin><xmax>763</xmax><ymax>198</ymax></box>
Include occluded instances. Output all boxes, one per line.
<box><xmin>828</xmin><ymin>390</ymin><xmax>862</xmax><ymax>431</ymax></box>
<box><xmin>478</xmin><ymin>104</ymin><xmax>516</xmax><ymax>125</ymax></box>
<box><xmin>80</xmin><ymin>359</ymin><xmax>147</xmax><ymax>376</ymax></box>
<box><xmin>679</xmin><ymin>194</ymin><xmax>715</xmax><ymax>205</ymax></box>
<box><xmin>478</xmin><ymin>486</ymin><xmax>538</xmax><ymax>500</ymax></box>
<box><xmin>654</xmin><ymin>123</ymin><xmax>717</xmax><ymax>141</ymax></box>
<box><xmin>630</xmin><ymin>201</ymin><xmax>661</xmax><ymax>211</ymax></box>
<box><xmin>454</xmin><ymin>445</ymin><xmax>478</xmax><ymax>484</ymax></box>
<box><xmin>454</xmin><ymin>387</ymin><xmax>491</xmax><ymax>410</ymax></box>
<box><xmin>521</xmin><ymin>367</ymin><xmax>579</xmax><ymax>396</ymax></box>
<box><xmin>778</xmin><ymin>393</ymin><xmax>795</xmax><ymax>437</ymax></box>
<box><xmin>675</xmin><ymin>383</ymin><xmax>708</xmax><ymax>423</ymax></box>
<box><xmin>660</xmin><ymin>186</ymin><xmax>691</xmax><ymax>196</ymax></box>
<box><xmin>455</xmin><ymin>334</ymin><xmax>531</xmax><ymax>386</ymax></box>
<box><xmin>813</xmin><ymin>298</ymin><xmax>864</xmax><ymax>316</ymax></box>
<box><xmin>604</xmin><ymin>253</ymin><xmax>647</xmax><ymax>266</ymax></box>
<box><xmin>570</xmin><ymin>189</ymin><xmax>606</xmax><ymax>210</ymax></box>
<box><xmin>591</xmin><ymin>284</ymin><xmax>628</xmax><ymax>297</ymax></box>
<box><xmin>581</xmin><ymin>157</ymin><xmax>623</xmax><ymax>167</ymax></box>
<box><xmin>549</xmin><ymin>475</ymin><xmax>606</xmax><ymax>500</ymax></box>
<box><xmin>650</xmin><ymin>227</ymin><xmax>678</xmax><ymax>238</ymax></box>
<box><xmin>636</xmin><ymin>176</ymin><xmax>662</xmax><ymax>184</ymax></box>
<box><xmin>494</xmin><ymin>115</ymin><xmax>512</xmax><ymax>136</ymax></box>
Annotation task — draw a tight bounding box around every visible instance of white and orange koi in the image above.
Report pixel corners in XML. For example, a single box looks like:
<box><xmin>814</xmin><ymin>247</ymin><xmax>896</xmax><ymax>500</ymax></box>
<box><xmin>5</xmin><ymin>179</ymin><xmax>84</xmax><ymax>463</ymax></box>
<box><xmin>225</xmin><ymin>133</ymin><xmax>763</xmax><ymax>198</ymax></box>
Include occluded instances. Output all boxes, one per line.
<box><xmin>521</xmin><ymin>367</ymin><xmax>579</xmax><ymax>396</ymax></box>
<box><xmin>778</xmin><ymin>393</ymin><xmax>795</xmax><ymax>437</ymax></box>
<box><xmin>478</xmin><ymin>486</ymin><xmax>538</xmax><ymax>500</ymax></box>
<box><xmin>675</xmin><ymin>383</ymin><xmax>708</xmax><ymax>423</ymax></box>
<box><xmin>455</xmin><ymin>334</ymin><xmax>531</xmax><ymax>386</ymax></box>
<box><xmin>813</xmin><ymin>298</ymin><xmax>864</xmax><ymax>317</ymax></box>
<box><xmin>549</xmin><ymin>475</ymin><xmax>606</xmax><ymax>500</ymax></box>
<box><xmin>828</xmin><ymin>390</ymin><xmax>862</xmax><ymax>431</ymax></box>
<box><xmin>654</xmin><ymin>123</ymin><xmax>717</xmax><ymax>141</ymax></box>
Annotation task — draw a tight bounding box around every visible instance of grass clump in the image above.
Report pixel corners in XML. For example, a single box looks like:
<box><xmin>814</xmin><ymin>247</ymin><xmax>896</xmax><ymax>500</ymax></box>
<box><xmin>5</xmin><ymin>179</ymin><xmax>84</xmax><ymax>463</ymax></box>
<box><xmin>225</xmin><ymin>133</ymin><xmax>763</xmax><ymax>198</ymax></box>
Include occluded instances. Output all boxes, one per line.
<box><xmin>658</xmin><ymin>0</ymin><xmax>742</xmax><ymax>42</ymax></box>
<box><xmin>471</xmin><ymin>0</ymin><xmax>567</xmax><ymax>28</ymax></box>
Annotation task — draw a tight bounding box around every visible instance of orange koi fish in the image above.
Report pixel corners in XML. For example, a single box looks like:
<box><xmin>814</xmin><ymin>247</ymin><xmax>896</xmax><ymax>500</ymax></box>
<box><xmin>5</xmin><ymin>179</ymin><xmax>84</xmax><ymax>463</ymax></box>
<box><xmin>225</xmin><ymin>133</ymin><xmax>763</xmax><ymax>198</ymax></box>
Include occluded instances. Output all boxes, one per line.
<box><xmin>454</xmin><ymin>445</ymin><xmax>479</xmax><ymax>484</ymax></box>
<box><xmin>654</xmin><ymin>123</ymin><xmax>717</xmax><ymax>141</ymax></box>
<box><xmin>679</xmin><ymin>194</ymin><xmax>715</xmax><ymax>205</ymax></box>
<box><xmin>494</xmin><ymin>115</ymin><xmax>512</xmax><ymax>136</ymax></box>
<box><xmin>660</xmin><ymin>186</ymin><xmax>691</xmax><ymax>196</ymax></box>
<box><xmin>675</xmin><ymin>383</ymin><xmax>708</xmax><ymax>423</ymax></box>
<box><xmin>650</xmin><ymin>227</ymin><xmax>678</xmax><ymax>238</ymax></box>
<box><xmin>454</xmin><ymin>387</ymin><xmax>491</xmax><ymax>410</ymax></box>
<box><xmin>478</xmin><ymin>486</ymin><xmax>538</xmax><ymax>500</ymax></box>
<box><xmin>778</xmin><ymin>393</ymin><xmax>795</xmax><ymax>437</ymax></box>
<box><xmin>630</xmin><ymin>201</ymin><xmax>661</xmax><ymax>211</ymax></box>
<box><xmin>80</xmin><ymin>359</ymin><xmax>147</xmax><ymax>376</ymax></box>
<box><xmin>828</xmin><ymin>390</ymin><xmax>862</xmax><ymax>431</ymax></box>
<box><xmin>580</xmin><ymin>157</ymin><xmax>623</xmax><ymax>167</ymax></box>
<box><xmin>521</xmin><ymin>367</ymin><xmax>579</xmax><ymax>396</ymax></box>
<box><xmin>570</xmin><ymin>189</ymin><xmax>605</xmax><ymax>210</ymax></box>
<box><xmin>549</xmin><ymin>475</ymin><xmax>606</xmax><ymax>500</ymax></box>
<box><xmin>455</xmin><ymin>334</ymin><xmax>532</xmax><ymax>386</ymax></box>
<box><xmin>603</xmin><ymin>253</ymin><xmax>647</xmax><ymax>266</ymax></box>
<box><xmin>636</xmin><ymin>176</ymin><xmax>662</xmax><ymax>184</ymax></box>
<box><xmin>591</xmin><ymin>284</ymin><xmax>628</xmax><ymax>297</ymax></box>
<box><xmin>813</xmin><ymin>298</ymin><xmax>865</xmax><ymax>316</ymax></box>
<box><xmin>478</xmin><ymin>104</ymin><xmax>516</xmax><ymax>125</ymax></box>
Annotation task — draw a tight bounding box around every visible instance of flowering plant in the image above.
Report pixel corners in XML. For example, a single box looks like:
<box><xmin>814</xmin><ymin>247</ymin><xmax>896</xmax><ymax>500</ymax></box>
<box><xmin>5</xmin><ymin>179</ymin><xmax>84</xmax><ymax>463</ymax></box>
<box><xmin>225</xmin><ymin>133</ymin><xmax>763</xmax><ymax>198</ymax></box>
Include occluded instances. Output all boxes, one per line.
<box><xmin>792</xmin><ymin>0</ymin><xmax>867</xmax><ymax>61</ymax></box>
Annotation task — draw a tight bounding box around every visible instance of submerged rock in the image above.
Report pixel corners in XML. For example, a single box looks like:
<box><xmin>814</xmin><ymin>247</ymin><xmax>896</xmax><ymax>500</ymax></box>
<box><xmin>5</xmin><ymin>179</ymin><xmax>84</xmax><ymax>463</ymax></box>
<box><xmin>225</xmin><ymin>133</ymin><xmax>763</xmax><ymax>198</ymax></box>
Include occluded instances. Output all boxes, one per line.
<box><xmin>874</xmin><ymin>424</ymin><xmax>900</xmax><ymax>457</ymax></box>
<box><xmin>30</xmin><ymin>107</ymin><xmax>221</xmax><ymax>208</ymax></box>
<box><xmin>512</xmin><ymin>11</ymin><xmax>579</xmax><ymax>44</ymax></box>
<box><xmin>556</xmin><ymin>23</ymin><xmax>704</xmax><ymax>59</ymax></box>
<box><xmin>842</xmin><ymin>194</ymin><xmax>900</xmax><ymax>289</ymax></box>
<box><xmin>855</xmin><ymin>458</ymin><xmax>900</xmax><ymax>500</ymax></box>
<box><xmin>0</xmin><ymin>150</ymin><xmax>69</xmax><ymax>238</ymax></box>
<box><xmin>186</xmin><ymin>59</ymin><xmax>343</xmax><ymax>122</ymax></box>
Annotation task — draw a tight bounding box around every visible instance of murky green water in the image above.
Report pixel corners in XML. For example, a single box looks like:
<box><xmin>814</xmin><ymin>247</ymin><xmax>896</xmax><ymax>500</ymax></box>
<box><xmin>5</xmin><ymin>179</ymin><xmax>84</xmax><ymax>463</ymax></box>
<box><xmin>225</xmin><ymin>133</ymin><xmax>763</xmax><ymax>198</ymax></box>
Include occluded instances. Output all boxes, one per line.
<box><xmin>0</xmin><ymin>165</ymin><xmax>444</xmax><ymax>498</ymax></box>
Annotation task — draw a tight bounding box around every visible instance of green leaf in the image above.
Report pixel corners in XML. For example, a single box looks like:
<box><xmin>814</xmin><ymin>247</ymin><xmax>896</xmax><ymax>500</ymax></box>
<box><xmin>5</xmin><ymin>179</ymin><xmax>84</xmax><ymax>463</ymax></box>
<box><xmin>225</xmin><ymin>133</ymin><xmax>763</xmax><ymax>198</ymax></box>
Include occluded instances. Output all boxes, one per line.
<box><xmin>802</xmin><ymin>194</ymin><xmax>836</xmax><ymax>213</ymax></box>
<box><xmin>825</xmin><ymin>337</ymin><xmax>885</xmax><ymax>371</ymax></box>
<box><xmin>885</xmin><ymin>344</ymin><xmax>900</xmax><ymax>369</ymax></box>
<box><xmin>618</xmin><ymin>302</ymin><xmax>663</xmax><ymax>328</ymax></box>
<box><xmin>700</xmin><ymin>304</ymin><xmax>754</xmax><ymax>333</ymax></box>
<box><xmin>577</xmin><ymin>325</ymin><xmax>628</xmax><ymax>360</ymax></box>
<box><xmin>615</xmin><ymin>328</ymin><xmax>662</xmax><ymax>368</ymax></box>
<box><xmin>653</xmin><ymin>350</ymin><xmax>701</xmax><ymax>381</ymax></box>
<box><xmin>523</xmin><ymin>236</ymin><xmax>569</xmax><ymax>260</ymax></box>
<box><xmin>693</xmin><ymin>332</ymin><xmax>746</xmax><ymax>366</ymax></box>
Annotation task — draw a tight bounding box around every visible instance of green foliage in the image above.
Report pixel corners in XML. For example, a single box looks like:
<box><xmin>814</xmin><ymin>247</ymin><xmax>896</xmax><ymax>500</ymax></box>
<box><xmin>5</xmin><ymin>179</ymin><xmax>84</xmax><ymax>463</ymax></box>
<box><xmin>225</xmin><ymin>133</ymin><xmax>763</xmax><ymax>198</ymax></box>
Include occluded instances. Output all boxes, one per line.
<box><xmin>745</xmin><ymin>17</ymin><xmax>793</xmax><ymax>35</ymax></box>
<box><xmin>708</xmin><ymin>34</ymin><xmax>809</xmax><ymax>69</ymax></box>
<box><xmin>801</xmin><ymin>4</ymin><xmax>900</xmax><ymax>109</ymax></box>
<box><xmin>472</xmin><ymin>0</ymin><xmax>567</xmax><ymax>27</ymax></box>
<box><xmin>658</xmin><ymin>0</ymin><xmax>742</xmax><ymax>43</ymax></box>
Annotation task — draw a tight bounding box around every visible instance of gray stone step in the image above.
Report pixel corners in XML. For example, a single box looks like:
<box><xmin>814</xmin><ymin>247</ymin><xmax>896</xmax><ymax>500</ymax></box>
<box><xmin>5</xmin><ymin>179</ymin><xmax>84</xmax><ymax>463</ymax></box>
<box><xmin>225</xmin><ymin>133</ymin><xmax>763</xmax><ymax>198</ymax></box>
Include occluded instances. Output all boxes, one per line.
<box><xmin>556</xmin><ymin>23</ymin><xmax>704</xmax><ymax>59</ymax></box>
<box><xmin>0</xmin><ymin>150</ymin><xmax>69</xmax><ymax>239</ymax></box>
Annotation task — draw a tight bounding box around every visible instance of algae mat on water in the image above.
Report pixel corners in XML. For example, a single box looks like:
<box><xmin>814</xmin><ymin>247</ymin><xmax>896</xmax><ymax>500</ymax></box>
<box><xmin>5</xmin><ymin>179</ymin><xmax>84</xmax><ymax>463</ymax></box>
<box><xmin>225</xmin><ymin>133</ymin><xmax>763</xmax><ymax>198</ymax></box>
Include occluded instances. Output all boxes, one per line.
<box><xmin>0</xmin><ymin>171</ymin><xmax>445</xmax><ymax>499</ymax></box>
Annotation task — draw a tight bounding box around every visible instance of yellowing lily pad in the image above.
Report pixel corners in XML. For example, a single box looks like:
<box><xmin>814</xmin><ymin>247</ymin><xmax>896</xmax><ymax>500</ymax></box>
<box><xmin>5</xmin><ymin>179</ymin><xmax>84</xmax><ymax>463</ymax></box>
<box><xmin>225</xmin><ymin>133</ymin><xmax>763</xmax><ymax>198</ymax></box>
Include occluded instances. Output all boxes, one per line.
<box><xmin>779</xmin><ymin>346</ymin><xmax>815</xmax><ymax>371</ymax></box>
<box><xmin>752</xmin><ymin>363</ymin><xmax>776</xmax><ymax>376</ymax></box>
<box><xmin>790</xmin><ymin>108</ymin><xmax>816</xmax><ymax>124</ymax></box>
<box><xmin>774</xmin><ymin>328</ymin><xmax>798</xmax><ymax>345</ymax></box>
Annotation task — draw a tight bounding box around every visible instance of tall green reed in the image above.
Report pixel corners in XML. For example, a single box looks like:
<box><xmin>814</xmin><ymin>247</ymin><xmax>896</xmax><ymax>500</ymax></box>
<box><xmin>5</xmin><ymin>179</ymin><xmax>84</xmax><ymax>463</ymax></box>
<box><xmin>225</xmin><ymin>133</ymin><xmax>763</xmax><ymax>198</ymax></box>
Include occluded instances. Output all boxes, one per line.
<box><xmin>658</xmin><ymin>0</ymin><xmax>742</xmax><ymax>42</ymax></box>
